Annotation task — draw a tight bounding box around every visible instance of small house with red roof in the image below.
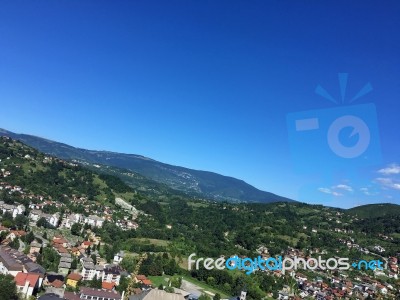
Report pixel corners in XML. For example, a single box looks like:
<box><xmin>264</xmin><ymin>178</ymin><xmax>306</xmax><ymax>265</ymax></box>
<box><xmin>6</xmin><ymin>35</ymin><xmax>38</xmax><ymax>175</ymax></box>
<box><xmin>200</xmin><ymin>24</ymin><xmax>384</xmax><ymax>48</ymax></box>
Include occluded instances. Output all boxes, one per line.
<box><xmin>14</xmin><ymin>272</ymin><xmax>43</xmax><ymax>298</ymax></box>
<box><xmin>102</xmin><ymin>281</ymin><xmax>116</xmax><ymax>290</ymax></box>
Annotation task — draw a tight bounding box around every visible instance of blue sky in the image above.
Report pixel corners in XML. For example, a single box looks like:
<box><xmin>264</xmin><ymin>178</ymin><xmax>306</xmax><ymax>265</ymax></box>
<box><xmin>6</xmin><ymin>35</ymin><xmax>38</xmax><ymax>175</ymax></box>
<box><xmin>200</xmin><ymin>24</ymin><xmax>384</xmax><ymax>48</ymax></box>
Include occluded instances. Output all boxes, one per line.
<box><xmin>0</xmin><ymin>1</ymin><xmax>399</xmax><ymax>208</ymax></box>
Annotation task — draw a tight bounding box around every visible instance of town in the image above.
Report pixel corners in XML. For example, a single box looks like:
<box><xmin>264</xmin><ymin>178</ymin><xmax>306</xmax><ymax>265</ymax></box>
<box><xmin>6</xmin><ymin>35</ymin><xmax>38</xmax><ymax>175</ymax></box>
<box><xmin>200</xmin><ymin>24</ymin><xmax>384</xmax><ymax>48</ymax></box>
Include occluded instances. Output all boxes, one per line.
<box><xmin>0</xmin><ymin>137</ymin><xmax>399</xmax><ymax>300</ymax></box>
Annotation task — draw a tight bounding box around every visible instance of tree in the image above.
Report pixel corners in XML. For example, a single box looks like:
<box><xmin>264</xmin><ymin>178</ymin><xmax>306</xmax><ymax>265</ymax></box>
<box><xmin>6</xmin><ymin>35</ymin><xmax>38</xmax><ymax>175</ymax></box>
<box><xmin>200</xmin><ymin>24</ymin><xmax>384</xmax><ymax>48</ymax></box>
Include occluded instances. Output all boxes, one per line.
<box><xmin>164</xmin><ymin>286</ymin><xmax>174</xmax><ymax>293</ymax></box>
<box><xmin>89</xmin><ymin>275</ymin><xmax>102</xmax><ymax>289</ymax></box>
<box><xmin>0</xmin><ymin>274</ymin><xmax>19</xmax><ymax>300</ymax></box>
<box><xmin>71</xmin><ymin>258</ymin><xmax>78</xmax><ymax>270</ymax></box>
<box><xmin>36</xmin><ymin>217</ymin><xmax>48</xmax><ymax>228</ymax></box>
<box><xmin>71</xmin><ymin>223</ymin><xmax>82</xmax><ymax>236</ymax></box>
<box><xmin>91</xmin><ymin>254</ymin><xmax>97</xmax><ymax>264</ymax></box>
<box><xmin>14</xmin><ymin>214</ymin><xmax>28</xmax><ymax>230</ymax></box>
<box><xmin>24</xmin><ymin>231</ymin><xmax>35</xmax><ymax>244</ymax></box>
<box><xmin>120</xmin><ymin>254</ymin><xmax>137</xmax><ymax>273</ymax></box>
<box><xmin>9</xmin><ymin>237</ymin><xmax>19</xmax><ymax>250</ymax></box>
<box><xmin>158</xmin><ymin>283</ymin><xmax>164</xmax><ymax>290</ymax></box>
<box><xmin>213</xmin><ymin>294</ymin><xmax>221</xmax><ymax>300</ymax></box>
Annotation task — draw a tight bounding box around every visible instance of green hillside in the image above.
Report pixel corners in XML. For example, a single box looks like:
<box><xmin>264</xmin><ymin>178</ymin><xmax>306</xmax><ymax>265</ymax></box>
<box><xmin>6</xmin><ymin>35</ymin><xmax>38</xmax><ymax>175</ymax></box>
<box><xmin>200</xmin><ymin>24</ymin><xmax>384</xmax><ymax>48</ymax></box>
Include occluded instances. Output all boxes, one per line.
<box><xmin>347</xmin><ymin>203</ymin><xmax>400</xmax><ymax>218</ymax></box>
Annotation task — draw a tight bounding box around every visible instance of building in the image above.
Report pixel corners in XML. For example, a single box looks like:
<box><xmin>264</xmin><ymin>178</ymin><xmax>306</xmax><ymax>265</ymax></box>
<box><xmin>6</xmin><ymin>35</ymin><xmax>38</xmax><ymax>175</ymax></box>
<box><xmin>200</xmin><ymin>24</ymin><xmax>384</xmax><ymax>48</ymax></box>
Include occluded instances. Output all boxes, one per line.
<box><xmin>0</xmin><ymin>245</ymin><xmax>45</xmax><ymax>276</ymax></box>
<box><xmin>81</xmin><ymin>262</ymin><xmax>104</xmax><ymax>281</ymax></box>
<box><xmin>79</xmin><ymin>287</ymin><xmax>122</xmax><ymax>300</ymax></box>
<box><xmin>103</xmin><ymin>264</ymin><xmax>122</xmax><ymax>285</ymax></box>
<box><xmin>0</xmin><ymin>202</ymin><xmax>25</xmax><ymax>218</ymax></box>
<box><xmin>14</xmin><ymin>272</ymin><xmax>43</xmax><ymax>299</ymax></box>
<box><xmin>113</xmin><ymin>251</ymin><xmax>125</xmax><ymax>265</ymax></box>
<box><xmin>84</xmin><ymin>215</ymin><xmax>105</xmax><ymax>228</ymax></box>
<box><xmin>66</xmin><ymin>273</ymin><xmax>83</xmax><ymax>288</ymax></box>
<box><xmin>29</xmin><ymin>210</ymin><xmax>60</xmax><ymax>227</ymax></box>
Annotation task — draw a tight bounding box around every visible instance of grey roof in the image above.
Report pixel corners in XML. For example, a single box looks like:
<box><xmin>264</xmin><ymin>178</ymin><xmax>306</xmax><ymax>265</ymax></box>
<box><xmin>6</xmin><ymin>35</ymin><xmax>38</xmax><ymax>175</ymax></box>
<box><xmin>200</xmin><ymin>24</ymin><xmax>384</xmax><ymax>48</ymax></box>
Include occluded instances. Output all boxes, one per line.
<box><xmin>0</xmin><ymin>245</ymin><xmax>44</xmax><ymax>273</ymax></box>
<box><xmin>60</xmin><ymin>252</ymin><xmax>72</xmax><ymax>258</ymax></box>
<box><xmin>58</xmin><ymin>262</ymin><xmax>71</xmax><ymax>269</ymax></box>
<box><xmin>95</xmin><ymin>265</ymin><xmax>104</xmax><ymax>271</ymax></box>
<box><xmin>25</xmin><ymin>262</ymin><xmax>46</xmax><ymax>274</ymax></box>
<box><xmin>80</xmin><ymin>287</ymin><xmax>121</xmax><ymax>300</ymax></box>
<box><xmin>104</xmin><ymin>264</ymin><xmax>122</xmax><ymax>275</ymax></box>
<box><xmin>38</xmin><ymin>293</ymin><xmax>63</xmax><ymax>300</ymax></box>
<box><xmin>60</xmin><ymin>257</ymin><xmax>73</xmax><ymax>263</ymax></box>
<box><xmin>83</xmin><ymin>262</ymin><xmax>95</xmax><ymax>270</ymax></box>
<box><xmin>30</xmin><ymin>241</ymin><xmax>42</xmax><ymax>248</ymax></box>
<box><xmin>0</xmin><ymin>246</ymin><xmax>24</xmax><ymax>271</ymax></box>
<box><xmin>81</xmin><ymin>257</ymin><xmax>93</xmax><ymax>263</ymax></box>
<box><xmin>88</xmin><ymin>215</ymin><xmax>104</xmax><ymax>221</ymax></box>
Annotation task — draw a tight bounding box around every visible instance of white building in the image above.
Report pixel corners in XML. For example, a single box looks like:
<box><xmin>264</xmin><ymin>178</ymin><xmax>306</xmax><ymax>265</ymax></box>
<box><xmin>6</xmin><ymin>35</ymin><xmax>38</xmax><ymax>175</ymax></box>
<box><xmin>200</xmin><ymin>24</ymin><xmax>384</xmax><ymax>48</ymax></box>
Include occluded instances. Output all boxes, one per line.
<box><xmin>0</xmin><ymin>202</ymin><xmax>25</xmax><ymax>218</ymax></box>
<box><xmin>84</xmin><ymin>215</ymin><xmax>105</xmax><ymax>228</ymax></box>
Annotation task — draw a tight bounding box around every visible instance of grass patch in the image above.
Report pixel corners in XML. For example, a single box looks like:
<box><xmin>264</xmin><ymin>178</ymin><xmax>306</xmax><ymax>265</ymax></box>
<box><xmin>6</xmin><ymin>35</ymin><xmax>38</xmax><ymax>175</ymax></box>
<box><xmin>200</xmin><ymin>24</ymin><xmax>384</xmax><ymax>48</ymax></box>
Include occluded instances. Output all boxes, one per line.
<box><xmin>132</xmin><ymin>238</ymin><xmax>170</xmax><ymax>247</ymax></box>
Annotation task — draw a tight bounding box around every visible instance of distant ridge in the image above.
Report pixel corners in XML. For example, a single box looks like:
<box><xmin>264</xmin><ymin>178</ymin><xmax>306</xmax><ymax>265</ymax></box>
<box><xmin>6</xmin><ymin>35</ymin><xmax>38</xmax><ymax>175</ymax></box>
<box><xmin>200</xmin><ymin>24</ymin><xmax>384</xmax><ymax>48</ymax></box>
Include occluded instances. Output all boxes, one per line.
<box><xmin>347</xmin><ymin>203</ymin><xmax>400</xmax><ymax>218</ymax></box>
<box><xmin>0</xmin><ymin>128</ymin><xmax>295</xmax><ymax>204</ymax></box>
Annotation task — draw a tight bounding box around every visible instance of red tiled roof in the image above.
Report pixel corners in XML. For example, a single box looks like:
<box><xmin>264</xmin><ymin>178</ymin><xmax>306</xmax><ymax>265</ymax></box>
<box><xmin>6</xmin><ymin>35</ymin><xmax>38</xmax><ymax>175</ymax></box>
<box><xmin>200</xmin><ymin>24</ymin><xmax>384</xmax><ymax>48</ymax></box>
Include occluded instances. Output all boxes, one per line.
<box><xmin>50</xmin><ymin>279</ymin><xmax>64</xmax><ymax>288</ymax></box>
<box><xmin>142</xmin><ymin>279</ymin><xmax>152</xmax><ymax>286</ymax></box>
<box><xmin>11</xmin><ymin>230</ymin><xmax>26</xmax><ymax>237</ymax></box>
<box><xmin>67</xmin><ymin>273</ymin><xmax>83</xmax><ymax>281</ymax></box>
<box><xmin>14</xmin><ymin>272</ymin><xmax>40</xmax><ymax>288</ymax></box>
<box><xmin>102</xmin><ymin>281</ymin><xmax>116</xmax><ymax>290</ymax></box>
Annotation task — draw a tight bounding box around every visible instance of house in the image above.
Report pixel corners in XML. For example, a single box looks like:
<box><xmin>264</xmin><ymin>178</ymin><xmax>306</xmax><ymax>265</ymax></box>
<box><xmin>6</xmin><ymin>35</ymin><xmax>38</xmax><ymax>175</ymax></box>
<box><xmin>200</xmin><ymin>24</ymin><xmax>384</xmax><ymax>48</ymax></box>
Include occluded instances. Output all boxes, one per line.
<box><xmin>58</xmin><ymin>261</ymin><xmax>71</xmax><ymax>276</ymax></box>
<box><xmin>38</xmin><ymin>293</ymin><xmax>63</xmax><ymax>300</ymax></box>
<box><xmin>113</xmin><ymin>251</ymin><xmax>125</xmax><ymax>265</ymax></box>
<box><xmin>81</xmin><ymin>262</ymin><xmax>104</xmax><ymax>281</ymax></box>
<box><xmin>79</xmin><ymin>287</ymin><xmax>122</xmax><ymax>300</ymax></box>
<box><xmin>84</xmin><ymin>215</ymin><xmax>105</xmax><ymax>228</ymax></box>
<box><xmin>63</xmin><ymin>291</ymin><xmax>81</xmax><ymax>300</ymax></box>
<box><xmin>58</xmin><ymin>253</ymin><xmax>72</xmax><ymax>274</ymax></box>
<box><xmin>63</xmin><ymin>214</ymin><xmax>82</xmax><ymax>229</ymax></box>
<box><xmin>81</xmin><ymin>241</ymin><xmax>92</xmax><ymax>249</ymax></box>
<box><xmin>48</xmin><ymin>279</ymin><xmax>64</xmax><ymax>289</ymax></box>
<box><xmin>102</xmin><ymin>281</ymin><xmax>116</xmax><ymax>290</ymax></box>
<box><xmin>14</xmin><ymin>272</ymin><xmax>43</xmax><ymax>299</ymax></box>
<box><xmin>0</xmin><ymin>225</ymin><xmax>10</xmax><ymax>233</ymax></box>
<box><xmin>71</xmin><ymin>247</ymin><xmax>81</xmax><ymax>258</ymax></box>
<box><xmin>7</xmin><ymin>230</ymin><xmax>26</xmax><ymax>241</ymax></box>
<box><xmin>29</xmin><ymin>241</ymin><xmax>42</xmax><ymax>255</ymax></box>
<box><xmin>103</xmin><ymin>264</ymin><xmax>122</xmax><ymax>285</ymax></box>
<box><xmin>0</xmin><ymin>203</ymin><xmax>25</xmax><ymax>218</ymax></box>
<box><xmin>0</xmin><ymin>245</ymin><xmax>45</xmax><ymax>276</ymax></box>
<box><xmin>66</xmin><ymin>273</ymin><xmax>83</xmax><ymax>288</ymax></box>
<box><xmin>30</xmin><ymin>210</ymin><xmax>60</xmax><ymax>227</ymax></box>
<box><xmin>278</xmin><ymin>291</ymin><xmax>289</xmax><ymax>300</ymax></box>
<box><xmin>53</xmin><ymin>236</ymin><xmax>69</xmax><ymax>248</ymax></box>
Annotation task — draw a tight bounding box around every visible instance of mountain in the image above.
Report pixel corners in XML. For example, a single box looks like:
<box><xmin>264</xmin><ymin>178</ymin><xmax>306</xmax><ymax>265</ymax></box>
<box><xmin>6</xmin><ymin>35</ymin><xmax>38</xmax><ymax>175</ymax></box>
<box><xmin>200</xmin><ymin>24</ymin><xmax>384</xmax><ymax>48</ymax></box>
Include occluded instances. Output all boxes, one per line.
<box><xmin>0</xmin><ymin>128</ymin><xmax>294</xmax><ymax>203</ymax></box>
<box><xmin>347</xmin><ymin>203</ymin><xmax>400</xmax><ymax>219</ymax></box>
<box><xmin>0</xmin><ymin>136</ymin><xmax>134</xmax><ymax>204</ymax></box>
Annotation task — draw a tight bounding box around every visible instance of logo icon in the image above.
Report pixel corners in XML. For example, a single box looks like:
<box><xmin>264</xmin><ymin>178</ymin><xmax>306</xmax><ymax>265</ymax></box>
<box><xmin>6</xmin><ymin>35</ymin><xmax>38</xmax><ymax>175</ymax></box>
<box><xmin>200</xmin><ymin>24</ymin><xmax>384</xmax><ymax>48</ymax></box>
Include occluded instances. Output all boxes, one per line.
<box><xmin>287</xmin><ymin>73</ymin><xmax>381</xmax><ymax>173</ymax></box>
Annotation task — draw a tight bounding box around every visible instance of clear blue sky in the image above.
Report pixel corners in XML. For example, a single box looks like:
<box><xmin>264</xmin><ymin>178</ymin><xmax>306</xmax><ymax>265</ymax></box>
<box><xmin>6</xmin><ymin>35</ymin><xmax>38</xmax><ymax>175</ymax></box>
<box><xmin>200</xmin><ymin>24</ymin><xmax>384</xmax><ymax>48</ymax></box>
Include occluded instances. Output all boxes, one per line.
<box><xmin>0</xmin><ymin>1</ymin><xmax>399</xmax><ymax>208</ymax></box>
